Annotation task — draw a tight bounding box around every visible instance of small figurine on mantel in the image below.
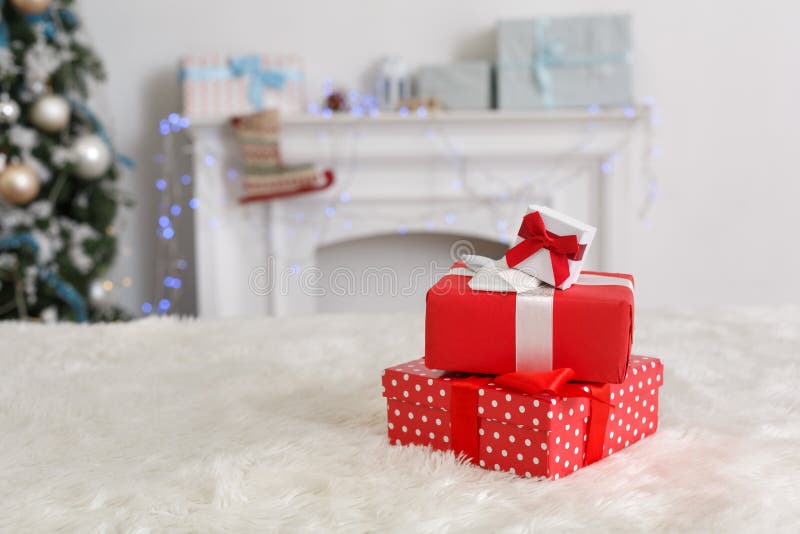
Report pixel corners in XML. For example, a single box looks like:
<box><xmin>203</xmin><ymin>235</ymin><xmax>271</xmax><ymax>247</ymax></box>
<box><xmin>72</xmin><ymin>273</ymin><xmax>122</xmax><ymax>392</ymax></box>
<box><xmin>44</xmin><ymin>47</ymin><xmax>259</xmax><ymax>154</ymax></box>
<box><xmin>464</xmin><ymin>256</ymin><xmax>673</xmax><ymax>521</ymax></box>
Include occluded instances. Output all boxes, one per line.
<box><xmin>375</xmin><ymin>58</ymin><xmax>410</xmax><ymax>111</ymax></box>
<box><xmin>395</xmin><ymin>97</ymin><xmax>442</xmax><ymax>113</ymax></box>
<box><xmin>324</xmin><ymin>91</ymin><xmax>349</xmax><ymax>112</ymax></box>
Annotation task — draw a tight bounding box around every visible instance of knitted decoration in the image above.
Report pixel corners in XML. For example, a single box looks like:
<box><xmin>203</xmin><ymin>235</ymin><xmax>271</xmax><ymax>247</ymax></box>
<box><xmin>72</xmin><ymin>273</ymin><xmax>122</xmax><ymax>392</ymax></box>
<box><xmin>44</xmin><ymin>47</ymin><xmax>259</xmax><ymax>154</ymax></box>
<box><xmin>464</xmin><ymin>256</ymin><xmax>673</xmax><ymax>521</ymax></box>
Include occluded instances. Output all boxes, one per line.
<box><xmin>231</xmin><ymin>110</ymin><xmax>333</xmax><ymax>203</ymax></box>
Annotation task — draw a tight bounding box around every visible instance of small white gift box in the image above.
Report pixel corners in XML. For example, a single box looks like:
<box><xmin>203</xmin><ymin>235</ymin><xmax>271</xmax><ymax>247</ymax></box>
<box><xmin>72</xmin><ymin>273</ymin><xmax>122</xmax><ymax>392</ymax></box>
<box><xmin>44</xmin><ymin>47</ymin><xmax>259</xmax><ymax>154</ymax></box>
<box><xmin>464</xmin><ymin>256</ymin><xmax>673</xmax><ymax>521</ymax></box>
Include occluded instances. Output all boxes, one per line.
<box><xmin>504</xmin><ymin>205</ymin><xmax>596</xmax><ymax>289</ymax></box>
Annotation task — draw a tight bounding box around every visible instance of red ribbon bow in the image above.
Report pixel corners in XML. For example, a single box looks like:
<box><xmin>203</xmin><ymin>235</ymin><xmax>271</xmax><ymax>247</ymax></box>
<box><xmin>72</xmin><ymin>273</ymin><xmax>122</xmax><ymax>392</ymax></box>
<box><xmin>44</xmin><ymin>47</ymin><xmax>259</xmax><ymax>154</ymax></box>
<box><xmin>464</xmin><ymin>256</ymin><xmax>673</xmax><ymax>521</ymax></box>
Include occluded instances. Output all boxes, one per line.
<box><xmin>505</xmin><ymin>211</ymin><xmax>583</xmax><ymax>287</ymax></box>
<box><xmin>450</xmin><ymin>368</ymin><xmax>611</xmax><ymax>470</ymax></box>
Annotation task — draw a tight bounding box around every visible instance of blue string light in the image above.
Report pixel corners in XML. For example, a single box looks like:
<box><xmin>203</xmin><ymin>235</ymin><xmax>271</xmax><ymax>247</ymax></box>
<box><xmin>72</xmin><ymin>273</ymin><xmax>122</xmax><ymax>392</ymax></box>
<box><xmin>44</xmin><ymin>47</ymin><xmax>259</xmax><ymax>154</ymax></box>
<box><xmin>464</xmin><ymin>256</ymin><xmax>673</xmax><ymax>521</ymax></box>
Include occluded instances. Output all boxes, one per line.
<box><xmin>158</xmin><ymin>112</ymin><xmax>191</xmax><ymax>136</ymax></box>
<box><xmin>163</xmin><ymin>276</ymin><xmax>182</xmax><ymax>289</ymax></box>
<box><xmin>151</xmin><ymin>112</ymin><xmax>195</xmax><ymax>318</ymax></box>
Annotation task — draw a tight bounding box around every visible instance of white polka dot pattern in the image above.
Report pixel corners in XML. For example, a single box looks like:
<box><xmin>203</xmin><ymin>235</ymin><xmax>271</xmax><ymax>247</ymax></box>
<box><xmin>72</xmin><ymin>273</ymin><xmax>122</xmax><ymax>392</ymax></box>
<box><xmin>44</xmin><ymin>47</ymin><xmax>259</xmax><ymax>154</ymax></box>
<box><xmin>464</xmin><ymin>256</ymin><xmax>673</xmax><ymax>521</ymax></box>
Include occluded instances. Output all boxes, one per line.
<box><xmin>383</xmin><ymin>356</ymin><xmax>663</xmax><ymax>480</ymax></box>
<box><xmin>597</xmin><ymin>355</ymin><xmax>663</xmax><ymax>459</ymax></box>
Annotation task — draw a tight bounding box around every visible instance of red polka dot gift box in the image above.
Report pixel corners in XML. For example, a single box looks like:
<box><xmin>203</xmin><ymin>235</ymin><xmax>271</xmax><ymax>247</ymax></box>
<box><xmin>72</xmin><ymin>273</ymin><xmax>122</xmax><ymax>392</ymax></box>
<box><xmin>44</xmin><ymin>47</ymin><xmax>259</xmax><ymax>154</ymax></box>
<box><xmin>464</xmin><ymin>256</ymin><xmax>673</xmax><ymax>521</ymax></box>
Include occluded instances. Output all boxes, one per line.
<box><xmin>382</xmin><ymin>356</ymin><xmax>663</xmax><ymax>480</ymax></box>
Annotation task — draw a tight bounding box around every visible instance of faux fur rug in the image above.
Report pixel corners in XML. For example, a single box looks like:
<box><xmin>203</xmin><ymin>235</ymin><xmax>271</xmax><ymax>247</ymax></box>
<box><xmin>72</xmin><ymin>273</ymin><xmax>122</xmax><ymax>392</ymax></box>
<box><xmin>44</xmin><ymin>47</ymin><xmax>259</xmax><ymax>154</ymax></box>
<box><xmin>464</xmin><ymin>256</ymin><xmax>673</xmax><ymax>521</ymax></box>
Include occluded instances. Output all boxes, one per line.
<box><xmin>0</xmin><ymin>308</ymin><xmax>798</xmax><ymax>532</ymax></box>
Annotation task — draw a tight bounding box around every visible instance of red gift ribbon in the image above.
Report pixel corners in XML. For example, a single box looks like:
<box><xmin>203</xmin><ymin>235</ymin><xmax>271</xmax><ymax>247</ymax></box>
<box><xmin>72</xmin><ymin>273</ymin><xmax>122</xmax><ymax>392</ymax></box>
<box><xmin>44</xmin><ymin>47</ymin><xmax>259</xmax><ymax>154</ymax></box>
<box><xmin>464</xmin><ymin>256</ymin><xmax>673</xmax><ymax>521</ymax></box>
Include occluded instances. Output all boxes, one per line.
<box><xmin>504</xmin><ymin>211</ymin><xmax>585</xmax><ymax>287</ymax></box>
<box><xmin>450</xmin><ymin>369</ymin><xmax>611</xmax><ymax>468</ymax></box>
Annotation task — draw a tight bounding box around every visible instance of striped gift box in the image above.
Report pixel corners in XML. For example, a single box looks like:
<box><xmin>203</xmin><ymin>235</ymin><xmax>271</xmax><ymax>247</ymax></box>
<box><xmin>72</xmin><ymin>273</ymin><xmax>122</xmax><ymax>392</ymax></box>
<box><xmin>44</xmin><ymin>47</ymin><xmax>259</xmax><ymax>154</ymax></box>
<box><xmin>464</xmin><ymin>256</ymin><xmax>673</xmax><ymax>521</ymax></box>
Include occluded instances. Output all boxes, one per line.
<box><xmin>180</xmin><ymin>54</ymin><xmax>306</xmax><ymax>121</ymax></box>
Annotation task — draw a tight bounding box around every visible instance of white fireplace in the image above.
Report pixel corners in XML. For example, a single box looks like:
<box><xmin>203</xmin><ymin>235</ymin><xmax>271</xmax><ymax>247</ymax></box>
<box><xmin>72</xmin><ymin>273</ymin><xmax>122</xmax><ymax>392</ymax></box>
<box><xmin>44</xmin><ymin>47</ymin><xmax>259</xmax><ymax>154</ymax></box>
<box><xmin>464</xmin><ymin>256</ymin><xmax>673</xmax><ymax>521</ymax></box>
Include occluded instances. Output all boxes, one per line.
<box><xmin>188</xmin><ymin>109</ymin><xmax>648</xmax><ymax>318</ymax></box>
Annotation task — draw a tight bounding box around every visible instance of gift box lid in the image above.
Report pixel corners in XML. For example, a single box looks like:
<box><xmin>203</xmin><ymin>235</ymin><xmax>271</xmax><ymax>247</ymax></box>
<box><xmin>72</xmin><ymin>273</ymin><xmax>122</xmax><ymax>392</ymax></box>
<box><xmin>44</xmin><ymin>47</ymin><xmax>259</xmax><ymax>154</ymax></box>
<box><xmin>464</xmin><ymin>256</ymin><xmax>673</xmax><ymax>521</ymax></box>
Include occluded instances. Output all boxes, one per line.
<box><xmin>382</xmin><ymin>356</ymin><xmax>663</xmax><ymax>433</ymax></box>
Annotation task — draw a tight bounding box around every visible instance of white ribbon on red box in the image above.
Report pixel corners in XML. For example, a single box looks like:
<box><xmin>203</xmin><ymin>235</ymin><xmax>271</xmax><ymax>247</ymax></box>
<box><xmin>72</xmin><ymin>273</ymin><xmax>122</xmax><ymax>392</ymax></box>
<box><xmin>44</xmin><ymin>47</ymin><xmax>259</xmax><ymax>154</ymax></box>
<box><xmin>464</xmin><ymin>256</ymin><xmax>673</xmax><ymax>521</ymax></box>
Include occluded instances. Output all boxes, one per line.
<box><xmin>451</xmin><ymin>255</ymin><xmax>633</xmax><ymax>372</ymax></box>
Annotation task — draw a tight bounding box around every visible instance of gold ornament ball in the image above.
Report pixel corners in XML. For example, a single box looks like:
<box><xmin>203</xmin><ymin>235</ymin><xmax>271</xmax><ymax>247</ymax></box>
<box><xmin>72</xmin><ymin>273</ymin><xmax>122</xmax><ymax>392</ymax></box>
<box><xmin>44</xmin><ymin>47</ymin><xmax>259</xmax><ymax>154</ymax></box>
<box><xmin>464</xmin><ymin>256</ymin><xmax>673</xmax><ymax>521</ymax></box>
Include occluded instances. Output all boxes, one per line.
<box><xmin>0</xmin><ymin>163</ymin><xmax>40</xmax><ymax>205</ymax></box>
<box><xmin>30</xmin><ymin>94</ymin><xmax>71</xmax><ymax>133</ymax></box>
<box><xmin>10</xmin><ymin>0</ymin><xmax>51</xmax><ymax>15</ymax></box>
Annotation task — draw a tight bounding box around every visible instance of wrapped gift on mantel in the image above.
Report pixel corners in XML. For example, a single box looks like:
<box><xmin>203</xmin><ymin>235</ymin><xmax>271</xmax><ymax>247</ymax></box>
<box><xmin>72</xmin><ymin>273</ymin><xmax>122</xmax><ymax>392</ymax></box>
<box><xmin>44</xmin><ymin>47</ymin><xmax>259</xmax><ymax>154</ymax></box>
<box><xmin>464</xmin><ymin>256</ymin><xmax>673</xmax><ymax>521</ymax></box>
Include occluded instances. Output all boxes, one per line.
<box><xmin>497</xmin><ymin>15</ymin><xmax>633</xmax><ymax>109</ymax></box>
<box><xmin>415</xmin><ymin>61</ymin><xmax>492</xmax><ymax>110</ymax></box>
<box><xmin>383</xmin><ymin>355</ymin><xmax>663</xmax><ymax>480</ymax></box>
<box><xmin>180</xmin><ymin>54</ymin><xmax>306</xmax><ymax>121</ymax></box>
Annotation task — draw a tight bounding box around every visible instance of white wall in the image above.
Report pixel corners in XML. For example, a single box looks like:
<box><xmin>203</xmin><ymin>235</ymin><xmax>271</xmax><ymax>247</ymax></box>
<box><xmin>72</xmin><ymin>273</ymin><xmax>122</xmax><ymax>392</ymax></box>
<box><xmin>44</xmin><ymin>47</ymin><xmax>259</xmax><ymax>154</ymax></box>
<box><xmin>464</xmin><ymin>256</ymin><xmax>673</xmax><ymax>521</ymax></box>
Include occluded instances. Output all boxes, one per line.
<box><xmin>80</xmin><ymin>0</ymin><xmax>800</xmax><ymax>313</ymax></box>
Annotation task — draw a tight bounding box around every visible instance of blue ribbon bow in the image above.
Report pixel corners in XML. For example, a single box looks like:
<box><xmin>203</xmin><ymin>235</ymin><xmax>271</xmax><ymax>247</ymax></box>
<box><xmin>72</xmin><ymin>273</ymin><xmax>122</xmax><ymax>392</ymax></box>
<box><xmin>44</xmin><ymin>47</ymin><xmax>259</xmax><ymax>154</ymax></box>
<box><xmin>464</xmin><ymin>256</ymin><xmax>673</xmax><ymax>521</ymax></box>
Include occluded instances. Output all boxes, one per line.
<box><xmin>180</xmin><ymin>54</ymin><xmax>301</xmax><ymax>110</ymax></box>
<box><xmin>228</xmin><ymin>55</ymin><xmax>287</xmax><ymax>109</ymax></box>
<box><xmin>531</xmin><ymin>20</ymin><xmax>628</xmax><ymax>108</ymax></box>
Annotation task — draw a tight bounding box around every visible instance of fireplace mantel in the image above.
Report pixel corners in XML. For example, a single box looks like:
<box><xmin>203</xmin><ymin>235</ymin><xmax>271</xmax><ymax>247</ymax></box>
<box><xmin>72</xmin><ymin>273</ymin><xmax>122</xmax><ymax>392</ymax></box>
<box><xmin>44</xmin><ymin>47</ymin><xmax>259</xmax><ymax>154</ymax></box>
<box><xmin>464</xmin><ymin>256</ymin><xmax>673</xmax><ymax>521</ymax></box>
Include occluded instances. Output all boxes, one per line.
<box><xmin>188</xmin><ymin>108</ymin><xmax>648</xmax><ymax>318</ymax></box>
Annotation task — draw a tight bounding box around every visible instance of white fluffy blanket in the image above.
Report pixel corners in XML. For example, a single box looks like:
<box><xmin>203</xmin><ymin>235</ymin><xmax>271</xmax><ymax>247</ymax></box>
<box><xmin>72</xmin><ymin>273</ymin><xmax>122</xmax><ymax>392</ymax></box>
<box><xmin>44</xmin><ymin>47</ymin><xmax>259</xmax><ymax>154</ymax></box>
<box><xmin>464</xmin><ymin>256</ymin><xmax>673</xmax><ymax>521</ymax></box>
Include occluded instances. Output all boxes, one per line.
<box><xmin>1</xmin><ymin>309</ymin><xmax>798</xmax><ymax>532</ymax></box>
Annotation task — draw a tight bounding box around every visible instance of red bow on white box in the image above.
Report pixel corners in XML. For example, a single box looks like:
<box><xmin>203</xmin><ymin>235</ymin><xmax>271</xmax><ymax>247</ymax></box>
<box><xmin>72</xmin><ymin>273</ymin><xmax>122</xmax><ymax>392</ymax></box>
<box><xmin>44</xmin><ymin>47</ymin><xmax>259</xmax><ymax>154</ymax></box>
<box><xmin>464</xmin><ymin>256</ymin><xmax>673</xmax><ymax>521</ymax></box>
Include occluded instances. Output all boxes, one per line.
<box><xmin>505</xmin><ymin>211</ymin><xmax>586</xmax><ymax>288</ymax></box>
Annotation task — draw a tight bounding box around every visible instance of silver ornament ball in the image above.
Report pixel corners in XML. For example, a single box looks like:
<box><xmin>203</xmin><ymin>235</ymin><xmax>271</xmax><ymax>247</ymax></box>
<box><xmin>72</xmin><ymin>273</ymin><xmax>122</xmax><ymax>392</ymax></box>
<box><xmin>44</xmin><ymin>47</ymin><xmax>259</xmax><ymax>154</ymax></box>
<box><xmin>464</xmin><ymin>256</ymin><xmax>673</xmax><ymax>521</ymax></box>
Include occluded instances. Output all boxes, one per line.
<box><xmin>30</xmin><ymin>94</ymin><xmax>71</xmax><ymax>133</ymax></box>
<box><xmin>10</xmin><ymin>0</ymin><xmax>51</xmax><ymax>15</ymax></box>
<box><xmin>72</xmin><ymin>134</ymin><xmax>112</xmax><ymax>179</ymax></box>
<box><xmin>0</xmin><ymin>95</ymin><xmax>21</xmax><ymax>124</ymax></box>
<box><xmin>0</xmin><ymin>163</ymin><xmax>41</xmax><ymax>205</ymax></box>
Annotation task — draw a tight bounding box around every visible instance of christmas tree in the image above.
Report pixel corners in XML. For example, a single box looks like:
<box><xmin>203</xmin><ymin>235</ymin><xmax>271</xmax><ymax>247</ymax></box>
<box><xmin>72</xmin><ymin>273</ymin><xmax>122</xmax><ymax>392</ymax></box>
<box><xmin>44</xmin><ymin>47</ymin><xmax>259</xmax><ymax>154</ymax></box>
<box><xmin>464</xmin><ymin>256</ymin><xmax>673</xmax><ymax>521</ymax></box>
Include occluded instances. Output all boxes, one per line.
<box><xmin>0</xmin><ymin>0</ymin><xmax>129</xmax><ymax>322</ymax></box>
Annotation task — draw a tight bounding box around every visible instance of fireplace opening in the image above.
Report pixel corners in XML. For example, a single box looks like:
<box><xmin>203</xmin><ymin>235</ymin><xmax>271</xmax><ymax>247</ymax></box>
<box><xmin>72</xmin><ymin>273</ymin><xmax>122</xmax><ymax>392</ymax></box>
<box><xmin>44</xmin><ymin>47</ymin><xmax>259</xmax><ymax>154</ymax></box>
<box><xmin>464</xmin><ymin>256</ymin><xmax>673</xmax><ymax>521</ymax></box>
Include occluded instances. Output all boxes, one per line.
<box><xmin>316</xmin><ymin>232</ymin><xmax>508</xmax><ymax>314</ymax></box>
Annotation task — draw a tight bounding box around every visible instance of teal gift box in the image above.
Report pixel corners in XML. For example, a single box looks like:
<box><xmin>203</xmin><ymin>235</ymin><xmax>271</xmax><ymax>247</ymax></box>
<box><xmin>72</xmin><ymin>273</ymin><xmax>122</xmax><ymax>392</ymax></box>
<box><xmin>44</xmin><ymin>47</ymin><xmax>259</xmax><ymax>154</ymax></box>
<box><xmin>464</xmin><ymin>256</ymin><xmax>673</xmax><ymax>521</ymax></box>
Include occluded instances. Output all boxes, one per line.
<box><xmin>416</xmin><ymin>62</ymin><xmax>492</xmax><ymax>110</ymax></box>
<box><xmin>497</xmin><ymin>15</ymin><xmax>633</xmax><ymax>109</ymax></box>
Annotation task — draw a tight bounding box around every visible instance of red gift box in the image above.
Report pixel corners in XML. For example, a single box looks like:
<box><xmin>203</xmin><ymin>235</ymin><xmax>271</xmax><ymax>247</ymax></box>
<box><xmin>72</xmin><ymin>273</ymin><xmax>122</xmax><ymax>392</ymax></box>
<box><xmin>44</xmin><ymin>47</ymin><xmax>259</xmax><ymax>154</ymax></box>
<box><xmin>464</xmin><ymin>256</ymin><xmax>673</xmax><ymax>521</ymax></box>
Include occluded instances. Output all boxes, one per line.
<box><xmin>425</xmin><ymin>263</ymin><xmax>634</xmax><ymax>383</ymax></box>
<box><xmin>382</xmin><ymin>355</ymin><xmax>663</xmax><ymax>479</ymax></box>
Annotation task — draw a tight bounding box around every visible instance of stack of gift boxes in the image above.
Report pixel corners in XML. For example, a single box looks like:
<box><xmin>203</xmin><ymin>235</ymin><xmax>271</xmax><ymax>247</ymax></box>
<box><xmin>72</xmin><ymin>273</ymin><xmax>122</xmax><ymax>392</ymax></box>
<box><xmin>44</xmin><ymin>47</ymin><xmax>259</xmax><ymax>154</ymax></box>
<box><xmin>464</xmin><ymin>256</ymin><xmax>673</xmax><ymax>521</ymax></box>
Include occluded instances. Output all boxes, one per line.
<box><xmin>382</xmin><ymin>205</ymin><xmax>663</xmax><ymax>480</ymax></box>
